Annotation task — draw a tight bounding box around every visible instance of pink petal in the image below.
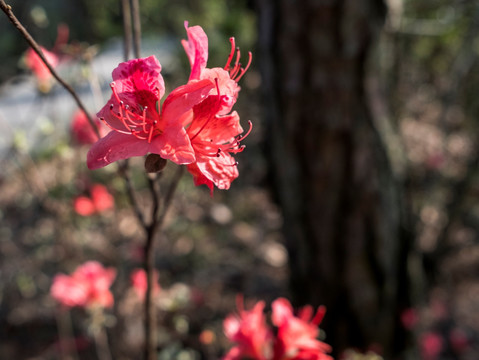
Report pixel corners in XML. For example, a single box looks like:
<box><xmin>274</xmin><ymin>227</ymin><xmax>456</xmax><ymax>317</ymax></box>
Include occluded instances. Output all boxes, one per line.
<box><xmin>195</xmin><ymin>151</ymin><xmax>238</xmax><ymax>190</ymax></box>
<box><xmin>161</xmin><ymin>79</ymin><xmax>214</xmax><ymax>126</ymax></box>
<box><xmin>90</xmin><ymin>184</ymin><xmax>114</xmax><ymax>212</ymax></box>
<box><xmin>74</xmin><ymin>196</ymin><xmax>96</xmax><ymax>216</ymax></box>
<box><xmin>187</xmin><ymin>162</ymin><xmax>214</xmax><ymax>195</ymax></box>
<box><xmin>25</xmin><ymin>47</ymin><xmax>59</xmax><ymax>81</ymax></box>
<box><xmin>181</xmin><ymin>21</ymin><xmax>209</xmax><ymax>81</ymax></box>
<box><xmin>87</xmin><ymin>131</ymin><xmax>150</xmax><ymax>169</ymax></box>
<box><xmin>149</xmin><ymin>125</ymin><xmax>195</xmax><ymax>164</ymax></box>
<box><xmin>200</xmin><ymin>67</ymin><xmax>240</xmax><ymax>114</ymax></box>
<box><xmin>111</xmin><ymin>56</ymin><xmax>165</xmax><ymax>110</ymax></box>
<box><xmin>272</xmin><ymin>298</ymin><xmax>294</xmax><ymax>327</ymax></box>
<box><xmin>191</xmin><ymin>110</ymin><xmax>243</xmax><ymax>144</ymax></box>
<box><xmin>222</xmin><ymin>346</ymin><xmax>242</xmax><ymax>360</ymax></box>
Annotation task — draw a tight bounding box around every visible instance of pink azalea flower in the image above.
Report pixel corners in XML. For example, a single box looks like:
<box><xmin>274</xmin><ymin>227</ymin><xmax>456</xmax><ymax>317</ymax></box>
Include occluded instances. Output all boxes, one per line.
<box><xmin>419</xmin><ymin>332</ymin><xmax>443</xmax><ymax>360</ymax></box>
<box><xmin>400</xmin><ymin>308</ymin><xmax>418</xmax><ymax>330</ymax></box>
<box><xmin>87</xmin><ymin>56</ymin><xmax>214</xmax><ymax>169</ymax></box>
<box><xmin>181</xmin><ymin>22</ymin><xmax>252</xmax><ymax>193</ymax></box>
<box><xmin>223</xmin><ymin>297</ymin><xmax>332</xmax><ymax>360</ymax></box>
<box><xmin>25</xmin><ymin>47</ymin><xmax>59</xmax><ymax>92</ymax></box>
<box><xmin>50</xmin><ymin>274</ymin><xmax>89</xmax><ymax>307</ymax></box>
<box><xmin>73</xmin><ymin>184</ymin><xmax>114</xmax><ymax>216</ymax></box>
<box><xmin>51</xmin><ymin>261</ymin><xmax>116</xmax><ymax>308</ymax></box>
<box><xmin>74</xmin><ymin>196</ymin><xmax>96</xmax><ymax>216</ymax></box>
<box><xmin>271</xmin><ymin>298</ymin><xmax>332</xmax><ymax>360</ymax></box>
<box><xmin>130</xmin><ymin>268</ymin><xmax>161</xmax><ymax>300</ymax></box>
<box><xmin>71</xmin><ymin>110</ymin><xmax>108</xmax><ymax>145</ymax></box>
<box><xmin>223</xmin><ymin>297</ymin><xmax>273</xmax><ymax>360</ymax></box>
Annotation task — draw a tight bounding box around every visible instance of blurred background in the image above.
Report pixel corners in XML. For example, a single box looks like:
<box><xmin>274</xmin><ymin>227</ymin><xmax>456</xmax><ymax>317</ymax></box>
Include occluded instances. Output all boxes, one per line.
<box><xmin>1</xmin><ymin>0</ymin><xmax>479</xmax><ymax>359</ymax></box>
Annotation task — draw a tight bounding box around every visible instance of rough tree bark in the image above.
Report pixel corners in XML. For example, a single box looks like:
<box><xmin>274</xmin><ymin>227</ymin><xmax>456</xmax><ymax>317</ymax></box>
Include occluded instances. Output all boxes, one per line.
<box><xmin>257</xmin><ymin>0</ymin><xmax>408</xmax><ymax>357</ymax></box>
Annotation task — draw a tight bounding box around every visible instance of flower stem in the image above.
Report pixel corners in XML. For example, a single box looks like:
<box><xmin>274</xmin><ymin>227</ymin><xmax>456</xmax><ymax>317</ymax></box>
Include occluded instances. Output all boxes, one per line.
<box><xmin>121</xmin><ymin>0</ymin><xmax>132</xmax><ymax>61</ymax></box>
<box><xmin>94</xmin><ymin>325</ymin><xmax>113</xmax><ymax>360</ymax></box>
<box><xmin>144</xmin><ymin>166</ymin><xmax>184</xmax><ymax>360</ymax></box>
<box><xmin>130</xmin><ymin>0</ymin><xmax>141</xmax><ymax>58</ymax></box>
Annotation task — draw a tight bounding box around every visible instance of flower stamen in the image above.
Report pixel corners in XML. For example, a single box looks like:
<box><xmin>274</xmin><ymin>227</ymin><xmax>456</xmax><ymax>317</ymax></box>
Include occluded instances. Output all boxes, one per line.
<box><xmin>224</xmin><ymin>37</ymin><xmax>236</xmax><ymax>71</ymax></box>
<box><xmin>235</xmin><ymin>52</ymin><xmax>252</xmax><ymax>82</ymax></box>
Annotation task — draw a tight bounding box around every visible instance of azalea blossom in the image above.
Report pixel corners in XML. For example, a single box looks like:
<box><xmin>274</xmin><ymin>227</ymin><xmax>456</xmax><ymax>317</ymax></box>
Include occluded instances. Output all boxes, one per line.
<box><xmin>25</xmin><ymin>24</ymin><xmax>69</xmax><ymax>93</ymax></box>
<box><xmin>87</xmin><ymin>56</ymin><xmax>214</xmax><ymax>169</ymax></box>
<box><xmin>130</xmin><ymin>268</ymin><xmax>161</xmax><ymax>300</ymax></box>
<box><xmin>73</xmin><ymin>184</ymin><xmax>114</xmax><ymax>216</ymax></box>
<box><xmin>272</xmin><ymin>298</ymin><xmax>332</xmax><ymax>360</ymax></box>
<box><xmin>51</xmin><ymin>261</ymin><xmax>116</xmax><ymax>308</ymax></box>
<box><xmin>223</xmin><ymin>297</ymin><xmax>273</xmax><ymax>360</ymax></box>
<box><xmin>223</xmin><ymin>297</ymin><xmax>333</xmax><ymax>360</ymax></box>
<box><xmin>181</xmin><ymin>22</ymin><xmax>252</xmax><ymax>193</ymax></box>
<box><xmin>25</xmin><ymin>47</ymin><xmax>59</xmax><ymax>93</ymax></box>
<box><xmin>419</xmin><ymin>332</ymin><xmax>443</xmax><ymax>360</ymax></box>
<box><xmin>71</xmin><ymin>110</ymin><xmax>108</xmax><ymax>145</ymax></box>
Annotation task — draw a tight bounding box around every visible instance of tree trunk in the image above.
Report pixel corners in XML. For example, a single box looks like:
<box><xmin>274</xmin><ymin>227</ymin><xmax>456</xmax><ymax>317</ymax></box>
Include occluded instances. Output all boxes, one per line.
<box><xmin>257</xmin><ymin>0</ymin><xmax>408</xmax><ymax>357</ymax></box>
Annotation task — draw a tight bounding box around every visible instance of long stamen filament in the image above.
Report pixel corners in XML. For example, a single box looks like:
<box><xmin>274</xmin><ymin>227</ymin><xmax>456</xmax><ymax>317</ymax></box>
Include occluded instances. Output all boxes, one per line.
<box><xmin>235</xmin><ymin>52</ymin><xmax>253</xmax><ymax>82</ymax></box>
<box><xmin>224</xmin><ymin>37</ymin><xmax>236</xmax><ymax>71</ymax></box>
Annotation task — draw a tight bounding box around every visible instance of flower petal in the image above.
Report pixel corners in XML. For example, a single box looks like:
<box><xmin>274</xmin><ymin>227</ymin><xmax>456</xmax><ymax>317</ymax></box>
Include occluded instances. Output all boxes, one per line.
<box><xmin>150</xmin><ymin>125</ymin><xmax>196</xmax><ymax>165</ymax></box>
<box><xmin>181</xmin><ymin>21</ymin><xmax>209</xmax><ymax>81</ymax></box>
<box><xmin>195</xmin><ymin>152</ymin><xmax>238</xmax><ymax>190</ymax></box>
<box><xmin>200</xmin><ymin>67</ymin><xmax>240</xmax><ymax>114</ymax></box>
<box><xmin>111</xmin><ymin>56</ymin><xmax>164</xmax><ymax>110</ymax></box>
<box><xmin>161</xmin><ymin>79</ymin><xmax>214</xmax><ymax>126</ymax></box>
<box><xmin>87</xmin><ymin>131</ymin><xmax>150</xmax><ymax>169</ymax></box>
<box><xmin>187</xmin><ymin>162</ymin><xmax>213</xmax><ymax>195</ymax></box>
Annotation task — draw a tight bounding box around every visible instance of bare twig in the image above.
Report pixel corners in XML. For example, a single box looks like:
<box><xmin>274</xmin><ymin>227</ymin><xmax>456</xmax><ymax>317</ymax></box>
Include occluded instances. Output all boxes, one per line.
<box><xmin>157</xmin><ymin>166</ymin><xmax>184</xmax><ymax>229</ymax></box>
<box><xmin>118</xmin><ymin>162</ymin><xmax>148</xmax><ymax>229</ymax></box>
<box><xmin>130</xmin><ymin>0</ymin><xmax>141</xmax><ymax>58</ymax></box>
<box><xmin>144</xmin><ymin>166</ymin><xmax>184</xmax><ymax>360</ymax></box>
<box><xmin>121</xmin><ymin>0</ymin><xmax>132</xmax><ymax>61</ymax></box>
<box><xmin>0</xmin><ymin>0</ymin><xmax>100</xmax><ymax>140</ymax></box>
<box><xmin>94</xmin><ymin>325</ymin><xmax>113</xmax><ymax>360</ymax></box>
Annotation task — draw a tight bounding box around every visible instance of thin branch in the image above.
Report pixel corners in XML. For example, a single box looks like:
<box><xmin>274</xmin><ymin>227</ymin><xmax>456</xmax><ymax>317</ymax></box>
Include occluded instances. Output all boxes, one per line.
<box><xmin>118</xmin><ymin>161</ymin><xmax>147</xmax><ymax>229</ymax></box>
<box><xmin>130</xmin><ymin>0</ymin><xmax>141</xmax><ymax>58</ymax></box>
<box><xmin>144</xmin><ymin>166</ymin><xmax>184</xmax><ymax>360</ymax></box>
<box><xmin>121</xmin><ymin>0</ymin><xmax>132</xmax><ymax>61</ymax></box>
<box><xmin>147</xmin><ymin>174</ymin><xmax>161</xmax><ymax>224</ymax></box>
<box><xmin>0</xmin><ymin>0</ymin><xmax>100</xmax><ymax>140</ymax></box>
<box><xmin>157</xmin><ymin>166</ymin><xmax>184</xmax><ymax>229</ymax></box>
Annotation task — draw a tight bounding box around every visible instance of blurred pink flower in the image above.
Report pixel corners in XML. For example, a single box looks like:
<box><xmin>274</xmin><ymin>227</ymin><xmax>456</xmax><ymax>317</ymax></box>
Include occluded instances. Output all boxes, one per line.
<box><xmin>130</xmin><ymin>268</ymin><xmax>160</xmax><ymax>300</ymax></box>
<box><xmin>419</xmin><ymin>332</ymin><xmax>443</xmax><ymax>360</ymax></box>
<box><xmin>24</xmin><ymin>24</ymin><xmax>68</xmax><ymax>93</ymax></box>
<box><xmin>51</xmin><ymin>261</ymin><xmax>116</xmax><ymax>308</ymax></box>
<box><xmin>223</xmin><ymin>297</ymin><xmax>332</xmax><ymax>360</ymax></box>
<box><xmin>400</xmin><ymin>308</ymin><xmax>419</xmax><ymax>330</ymax></box>
<box><xmin>272</xmin><ymin>298</ymin><xmax>332</xmax><ymax>360</ymax></box>
<box><xmin>223</xmin><ymin>297</ymin><xmax>272</xmax><ymax>360</ymax></box>
<box><xmin>25</xmin><ymin>47</ymin><xmax>59</xmax><ymax>92</ymax></box>
<box><xmin>73</xmin><ymin>184</ymin><xmax>114</xmax><ymax>216</ymax></box>
<box><xmin>71</xmin><ymin>110</ymin><xmax>107</xmax><ymax>145</ymax></box>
